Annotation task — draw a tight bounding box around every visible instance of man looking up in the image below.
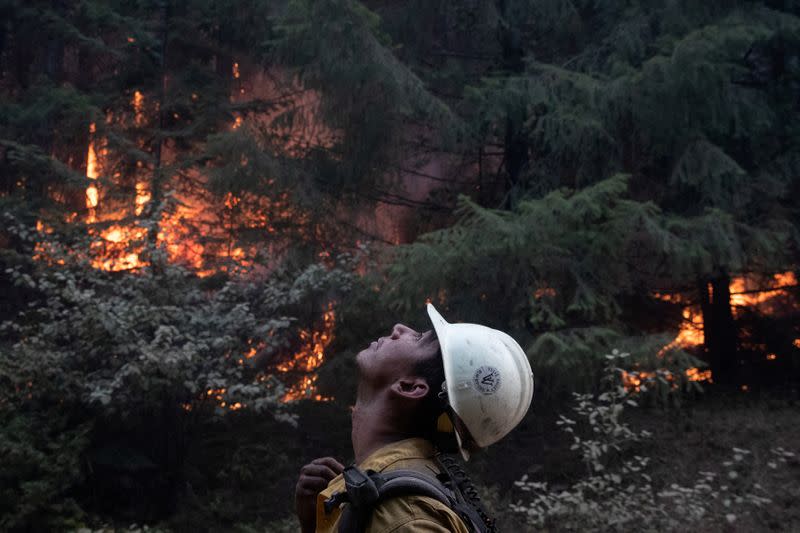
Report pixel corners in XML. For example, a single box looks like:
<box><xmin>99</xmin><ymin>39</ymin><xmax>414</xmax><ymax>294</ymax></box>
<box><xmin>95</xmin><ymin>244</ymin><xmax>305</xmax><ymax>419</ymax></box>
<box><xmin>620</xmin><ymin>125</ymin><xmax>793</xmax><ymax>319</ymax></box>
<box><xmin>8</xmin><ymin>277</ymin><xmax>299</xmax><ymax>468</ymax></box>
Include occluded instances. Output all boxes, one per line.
<box><xmin>295</xmin><ymin>304</ymin><xmax>534</xmax><ymax>532</ymax></box>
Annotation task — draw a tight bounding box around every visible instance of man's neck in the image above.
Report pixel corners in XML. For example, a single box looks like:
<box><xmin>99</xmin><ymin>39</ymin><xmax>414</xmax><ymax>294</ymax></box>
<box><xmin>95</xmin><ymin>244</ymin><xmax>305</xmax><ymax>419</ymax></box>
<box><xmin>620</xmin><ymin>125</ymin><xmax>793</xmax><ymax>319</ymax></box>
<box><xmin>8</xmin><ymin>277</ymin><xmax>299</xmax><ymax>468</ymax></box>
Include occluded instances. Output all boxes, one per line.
<box><xmin>351</xmin><ymin>395</ymin><xmax>417</xmax><ymax>464</ymax></box>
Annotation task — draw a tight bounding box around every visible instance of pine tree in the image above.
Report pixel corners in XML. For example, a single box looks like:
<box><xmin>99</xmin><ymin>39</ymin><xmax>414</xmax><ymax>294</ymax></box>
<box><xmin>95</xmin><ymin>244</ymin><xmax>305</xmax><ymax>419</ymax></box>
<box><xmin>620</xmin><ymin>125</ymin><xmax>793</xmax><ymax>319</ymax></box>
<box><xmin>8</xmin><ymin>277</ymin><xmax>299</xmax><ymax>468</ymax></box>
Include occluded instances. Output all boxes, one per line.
<box><xmin>379</xmin><ymin>1</ymin><xmax>800</xmax><ymax>386</ymax></box>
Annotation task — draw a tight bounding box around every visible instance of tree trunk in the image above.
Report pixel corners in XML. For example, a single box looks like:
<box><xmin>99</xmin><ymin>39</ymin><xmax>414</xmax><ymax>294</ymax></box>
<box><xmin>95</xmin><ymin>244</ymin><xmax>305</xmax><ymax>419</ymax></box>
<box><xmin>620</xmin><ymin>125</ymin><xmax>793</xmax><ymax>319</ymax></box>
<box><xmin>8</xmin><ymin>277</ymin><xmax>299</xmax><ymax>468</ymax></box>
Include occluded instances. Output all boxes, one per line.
<box><xmin>146</xmin><ymin>0</ymin><xmax>170</xmax><ymax>258</ymax></box>
<box><xmin>700</xmin><ymin>274</ymin><xmax>738</xmax><ymax>386</ymax></box>
<box><xmin>496</xmin><ymin>0</ymin><xmax>528</xmax><ymax>209</ymax></box>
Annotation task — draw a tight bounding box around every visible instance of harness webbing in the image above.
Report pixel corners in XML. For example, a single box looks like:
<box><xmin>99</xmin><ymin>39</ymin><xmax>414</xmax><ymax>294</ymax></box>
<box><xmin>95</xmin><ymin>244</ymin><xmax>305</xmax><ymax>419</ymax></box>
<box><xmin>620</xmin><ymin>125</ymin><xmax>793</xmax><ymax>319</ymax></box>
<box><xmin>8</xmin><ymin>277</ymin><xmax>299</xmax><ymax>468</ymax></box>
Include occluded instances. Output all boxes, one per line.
<box><xmin>323</xmin><ymin>455</ymin><xmax>495</xmax><ymax>533</ymax></box>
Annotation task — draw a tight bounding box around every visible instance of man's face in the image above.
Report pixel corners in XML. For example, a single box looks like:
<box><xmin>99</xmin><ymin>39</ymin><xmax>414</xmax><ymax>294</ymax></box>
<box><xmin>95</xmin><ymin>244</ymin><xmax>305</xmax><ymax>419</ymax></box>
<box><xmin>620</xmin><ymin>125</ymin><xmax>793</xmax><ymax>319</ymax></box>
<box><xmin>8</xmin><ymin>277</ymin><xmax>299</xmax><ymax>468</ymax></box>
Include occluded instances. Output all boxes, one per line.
<box><xmin>356</xmin><ymin>324</ymin><xmax>440</xmax><ymax>389</ymax></box>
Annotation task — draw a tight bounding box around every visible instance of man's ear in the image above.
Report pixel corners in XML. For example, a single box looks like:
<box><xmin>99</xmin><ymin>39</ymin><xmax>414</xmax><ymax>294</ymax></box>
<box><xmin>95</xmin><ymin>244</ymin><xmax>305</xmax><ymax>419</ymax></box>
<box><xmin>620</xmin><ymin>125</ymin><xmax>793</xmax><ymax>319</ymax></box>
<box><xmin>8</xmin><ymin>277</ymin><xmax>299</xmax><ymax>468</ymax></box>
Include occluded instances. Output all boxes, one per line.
<box><xmin>390</xmin><ymin>377</ymin><xmax>429</xmax><ymax>400</ymax></box>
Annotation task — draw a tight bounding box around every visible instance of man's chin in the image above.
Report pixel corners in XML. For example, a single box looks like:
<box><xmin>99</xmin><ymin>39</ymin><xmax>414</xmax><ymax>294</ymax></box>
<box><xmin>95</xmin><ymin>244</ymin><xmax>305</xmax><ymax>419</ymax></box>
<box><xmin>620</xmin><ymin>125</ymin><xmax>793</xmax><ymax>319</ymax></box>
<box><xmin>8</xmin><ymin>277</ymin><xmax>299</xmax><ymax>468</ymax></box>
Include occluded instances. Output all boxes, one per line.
<box><xmin>355</xmin><ymin>343</ymin><xmax>376</xmax><ymax>365</ymax></box>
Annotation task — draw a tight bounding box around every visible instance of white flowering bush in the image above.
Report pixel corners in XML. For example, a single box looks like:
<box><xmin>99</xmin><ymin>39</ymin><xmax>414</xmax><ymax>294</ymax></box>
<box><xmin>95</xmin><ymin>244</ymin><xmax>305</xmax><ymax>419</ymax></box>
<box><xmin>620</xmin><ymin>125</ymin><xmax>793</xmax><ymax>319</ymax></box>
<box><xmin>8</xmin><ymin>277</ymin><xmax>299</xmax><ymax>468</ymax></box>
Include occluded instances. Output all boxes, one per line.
<box><xmin>511</xmin><ymin>350</ymin><xmax>787</xmax><ymax>532</ymax></box>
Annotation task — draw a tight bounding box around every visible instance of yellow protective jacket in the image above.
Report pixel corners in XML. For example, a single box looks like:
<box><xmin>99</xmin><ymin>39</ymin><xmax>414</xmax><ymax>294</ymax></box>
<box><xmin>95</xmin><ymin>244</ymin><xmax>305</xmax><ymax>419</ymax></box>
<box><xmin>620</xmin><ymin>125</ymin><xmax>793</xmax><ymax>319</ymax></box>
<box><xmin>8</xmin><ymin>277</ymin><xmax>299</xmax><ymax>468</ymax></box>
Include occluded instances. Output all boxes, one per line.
<box><xmin>316</xmin><ymin>438</ymin><xmax>471</xmax><ymax>533</ymax></box>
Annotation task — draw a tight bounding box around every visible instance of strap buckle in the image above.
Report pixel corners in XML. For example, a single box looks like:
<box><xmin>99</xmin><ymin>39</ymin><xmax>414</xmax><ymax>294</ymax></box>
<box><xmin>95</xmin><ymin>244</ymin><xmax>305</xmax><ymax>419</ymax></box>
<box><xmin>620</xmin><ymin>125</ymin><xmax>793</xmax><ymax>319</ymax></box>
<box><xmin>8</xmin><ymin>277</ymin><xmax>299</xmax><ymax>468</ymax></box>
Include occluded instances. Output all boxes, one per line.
<box><xmin>343</xmin><ymin>465</ymin><xmax>380</xmax><ymax>508</ymax></box>
<box><xmin>323</xmin><ymin>490</ymin><xmax>348</xmax><ymax>515</ymax></box>
<box><xmin>323</xmin><ymin>465</ymin><xmax>380</xmax><ymax>515</ymax></box>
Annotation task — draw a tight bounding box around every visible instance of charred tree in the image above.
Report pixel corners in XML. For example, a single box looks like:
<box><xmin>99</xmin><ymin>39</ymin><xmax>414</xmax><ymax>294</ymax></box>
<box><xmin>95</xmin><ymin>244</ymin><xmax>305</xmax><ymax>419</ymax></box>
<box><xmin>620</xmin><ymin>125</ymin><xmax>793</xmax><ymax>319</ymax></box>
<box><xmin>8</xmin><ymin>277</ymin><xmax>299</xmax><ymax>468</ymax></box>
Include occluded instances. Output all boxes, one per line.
<box><xmin>144</xmin><ymin>0</ymin><xmax>171</xmax><ymax>258</ymax></box>
<box><xmin>699</xmin><ymin>275</ymin><xmax>739</xmax><ymax>387</ymax></box>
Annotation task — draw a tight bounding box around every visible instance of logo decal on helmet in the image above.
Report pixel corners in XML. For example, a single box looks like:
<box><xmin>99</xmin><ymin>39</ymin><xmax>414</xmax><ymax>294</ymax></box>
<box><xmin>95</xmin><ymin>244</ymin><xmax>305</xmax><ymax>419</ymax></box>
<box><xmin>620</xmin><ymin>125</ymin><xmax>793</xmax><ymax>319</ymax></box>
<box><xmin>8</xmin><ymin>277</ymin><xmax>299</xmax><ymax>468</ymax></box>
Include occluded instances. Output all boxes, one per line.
<box><xmin>473</xmin><ymin>366</ymin><xmax>501</xmax><ymax>395</ymax></box>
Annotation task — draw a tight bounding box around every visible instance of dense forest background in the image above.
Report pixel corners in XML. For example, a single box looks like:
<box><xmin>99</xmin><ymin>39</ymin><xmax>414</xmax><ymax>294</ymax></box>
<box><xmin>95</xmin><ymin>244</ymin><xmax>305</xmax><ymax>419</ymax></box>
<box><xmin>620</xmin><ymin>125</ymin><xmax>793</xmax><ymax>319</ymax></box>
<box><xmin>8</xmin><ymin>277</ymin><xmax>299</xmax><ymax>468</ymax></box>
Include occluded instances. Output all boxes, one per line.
<box><xmin>1</xmin><ymin>0</ymin><xmax>799</xmax><ymax>531</ymax></box>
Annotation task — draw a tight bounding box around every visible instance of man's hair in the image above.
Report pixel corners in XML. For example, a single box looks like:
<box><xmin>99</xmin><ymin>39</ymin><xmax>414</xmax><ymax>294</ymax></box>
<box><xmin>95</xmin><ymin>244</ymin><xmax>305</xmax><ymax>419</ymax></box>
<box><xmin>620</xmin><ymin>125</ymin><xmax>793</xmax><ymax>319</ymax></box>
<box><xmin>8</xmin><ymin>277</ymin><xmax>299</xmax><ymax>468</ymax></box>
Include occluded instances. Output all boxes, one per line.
<box><xmin>412</xmin><ymin>343</ymin><xmax>446</xmax><ymax>436</ymax></box>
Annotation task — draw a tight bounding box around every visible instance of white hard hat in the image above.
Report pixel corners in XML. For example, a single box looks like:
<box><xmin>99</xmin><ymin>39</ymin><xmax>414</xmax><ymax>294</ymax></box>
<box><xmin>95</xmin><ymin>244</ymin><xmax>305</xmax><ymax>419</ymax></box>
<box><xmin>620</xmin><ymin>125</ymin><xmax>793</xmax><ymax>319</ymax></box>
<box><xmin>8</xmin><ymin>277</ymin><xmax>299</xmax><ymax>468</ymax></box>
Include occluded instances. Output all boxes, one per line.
<box><xmin>427</xmin><ymin>304</ymin><xmax>534</xmax><ymax>459</ymax></box>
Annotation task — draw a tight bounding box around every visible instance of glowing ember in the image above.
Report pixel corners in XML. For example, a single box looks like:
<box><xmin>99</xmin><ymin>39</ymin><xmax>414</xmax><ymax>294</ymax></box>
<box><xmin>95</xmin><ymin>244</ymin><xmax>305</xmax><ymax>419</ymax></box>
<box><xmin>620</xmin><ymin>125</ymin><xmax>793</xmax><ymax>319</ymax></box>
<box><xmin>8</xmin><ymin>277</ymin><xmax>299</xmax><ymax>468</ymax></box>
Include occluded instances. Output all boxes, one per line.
<box><xmin>132</xmin><ymin>90</ymin><xmax>145</xmax><ymax>126</ymax></box>
<box><xmin>685</xmin><ymin>367</ymin><xmax>712</xmax><ymax>382</ymax></box>
<box><xmin>206</xmin><ymin>387</ymin><xmax>226</xmax><ymax>400</ymax></box>
<box><xmin>277</xmin><ymin>302</ymin><xmax>336</xmax><ymax>402</ymax></box>
<box><xmin>86</xmin><ymin>185</ymin><xmax>99</xmax><ymax>209</ymax></box>
<box><xmin>621</xmin><ymin>370</ymin><xmax>656</xmax><ymax>392</ymax></box>
<box><xmin>202</xmin><ymin>387</ymin><xmax>244</xmax><ymax>411</ymax></box>
<box><xmin>135</xmin><ymin>182</ymin><xmax>150</xmax><ymax>216</ymax></box>
<box><xmin>533</xmin><ymin>287</ymin><xmax>556</xmax><ymax>299</ymax></box>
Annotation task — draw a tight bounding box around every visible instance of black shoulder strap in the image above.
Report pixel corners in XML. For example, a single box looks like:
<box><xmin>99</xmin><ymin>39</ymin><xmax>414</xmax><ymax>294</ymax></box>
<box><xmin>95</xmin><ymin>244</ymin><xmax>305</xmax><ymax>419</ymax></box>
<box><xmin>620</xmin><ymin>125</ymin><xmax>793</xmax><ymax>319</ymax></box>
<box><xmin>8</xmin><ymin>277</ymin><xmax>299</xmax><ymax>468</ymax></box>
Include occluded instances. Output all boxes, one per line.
<box><xmin>324</xmin><ymin>463</ymin><xmax>491</xmax><ymax>533</ymax></box>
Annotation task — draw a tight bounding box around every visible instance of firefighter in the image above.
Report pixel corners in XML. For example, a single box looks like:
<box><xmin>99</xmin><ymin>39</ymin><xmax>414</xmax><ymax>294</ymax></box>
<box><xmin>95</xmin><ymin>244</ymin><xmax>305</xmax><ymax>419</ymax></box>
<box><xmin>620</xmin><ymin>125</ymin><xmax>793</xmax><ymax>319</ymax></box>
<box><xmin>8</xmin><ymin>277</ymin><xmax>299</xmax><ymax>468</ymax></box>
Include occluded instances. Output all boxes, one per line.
<box><xmin>295</xmin><ymin>304</ymin><xmax>534</xmax><ymax>532</ymax></box>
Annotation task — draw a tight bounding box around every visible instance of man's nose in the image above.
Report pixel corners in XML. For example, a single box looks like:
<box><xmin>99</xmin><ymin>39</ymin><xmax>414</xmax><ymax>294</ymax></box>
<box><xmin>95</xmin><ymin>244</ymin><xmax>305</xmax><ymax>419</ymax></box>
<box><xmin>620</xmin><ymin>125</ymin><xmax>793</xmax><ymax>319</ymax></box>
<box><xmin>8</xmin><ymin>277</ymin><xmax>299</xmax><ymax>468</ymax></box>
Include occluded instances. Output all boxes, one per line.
<box><xmin>390</xmin><ymin>323</ymin><xmax>416</xmax><ymax>339</ymax></box>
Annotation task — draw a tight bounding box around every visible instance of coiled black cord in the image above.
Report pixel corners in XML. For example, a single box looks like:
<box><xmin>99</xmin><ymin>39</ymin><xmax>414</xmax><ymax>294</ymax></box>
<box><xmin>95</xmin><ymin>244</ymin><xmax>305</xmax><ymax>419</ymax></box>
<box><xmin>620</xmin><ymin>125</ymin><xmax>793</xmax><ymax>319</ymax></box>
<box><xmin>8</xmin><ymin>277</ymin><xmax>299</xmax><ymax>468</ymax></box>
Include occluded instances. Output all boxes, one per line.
<box><xmin>437</xmin><ymin>454</ymin><xmax>499</xmax><ymax>533</ymax></box>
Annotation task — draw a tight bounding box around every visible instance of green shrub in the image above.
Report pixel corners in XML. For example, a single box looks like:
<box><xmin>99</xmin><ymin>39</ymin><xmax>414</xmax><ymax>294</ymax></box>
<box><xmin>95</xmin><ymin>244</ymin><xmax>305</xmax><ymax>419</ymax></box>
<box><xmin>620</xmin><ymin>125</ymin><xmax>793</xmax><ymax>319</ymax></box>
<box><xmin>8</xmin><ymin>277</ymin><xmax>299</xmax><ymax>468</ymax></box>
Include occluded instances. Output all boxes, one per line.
<box><xmin>0</xmin><ymin>223</ymin><xmax>355</xmax><ymax>529</ymax></box>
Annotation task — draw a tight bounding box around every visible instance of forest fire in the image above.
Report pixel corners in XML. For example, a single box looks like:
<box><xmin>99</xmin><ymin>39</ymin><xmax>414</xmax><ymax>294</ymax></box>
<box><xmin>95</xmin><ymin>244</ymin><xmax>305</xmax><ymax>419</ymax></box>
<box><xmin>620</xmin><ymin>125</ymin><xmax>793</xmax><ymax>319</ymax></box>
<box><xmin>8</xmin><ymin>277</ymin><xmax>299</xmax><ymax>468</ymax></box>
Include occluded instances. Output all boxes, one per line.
<box><xmin>644</xmin><ymin>270</ymin><xmax>799</xmax><ymax>391</ymax></box>
<box><xmin>68</xmin><ymin>57</ymin><xmax>336</xmax><ymax>276</ymax></box>
<box><xmin>60</xmin><ymin>88</ymin><xmax>305</xmax><ymax>276</ymax></box>
<box><xmin>26</xmin><ymin>64</ymin><xmax>346</xmax><ymax>410</ymax></box>
<box><xmin>657</xmin><ymin>271</ymin><xmax>797</xmax><ymax>354</ymax></box>
<box><xmin>27</xmin><ymin>55</ymin><xmax>796</xmax><ymax>405</ymax></box>
<box><xmin>730</xmin><ymin>271</ymin><xmax>797</xmax><ymax>313</ymax></box>
<box><xmin>621</xmin><ymin>367</ymin><xmax>713</xmax><ymax>393</ymax></box>
<box><xmin>275</xmin><ymin>303</ymin><xmax>337</xmax><ymax>402</ymax></box>
<box><xmin>198</xmin><ymin>304</ymin><xmax>337</xmax><ymax>411</ymax></box>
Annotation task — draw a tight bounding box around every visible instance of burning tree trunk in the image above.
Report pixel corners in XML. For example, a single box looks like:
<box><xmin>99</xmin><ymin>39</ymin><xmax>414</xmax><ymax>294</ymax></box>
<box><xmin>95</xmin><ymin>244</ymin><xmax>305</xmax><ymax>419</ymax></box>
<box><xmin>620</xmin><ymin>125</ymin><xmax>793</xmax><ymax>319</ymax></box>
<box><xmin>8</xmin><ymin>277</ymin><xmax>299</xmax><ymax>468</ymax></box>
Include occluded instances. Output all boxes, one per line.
<box><xmin>145</xmin><ymin>0</ymin><xmax>171</xmax><ymax>256</ymax></box>
<box><xmin>700</xmin><ymin>274</ymin><xmax>738</xmax><ymax>386</ymax></box>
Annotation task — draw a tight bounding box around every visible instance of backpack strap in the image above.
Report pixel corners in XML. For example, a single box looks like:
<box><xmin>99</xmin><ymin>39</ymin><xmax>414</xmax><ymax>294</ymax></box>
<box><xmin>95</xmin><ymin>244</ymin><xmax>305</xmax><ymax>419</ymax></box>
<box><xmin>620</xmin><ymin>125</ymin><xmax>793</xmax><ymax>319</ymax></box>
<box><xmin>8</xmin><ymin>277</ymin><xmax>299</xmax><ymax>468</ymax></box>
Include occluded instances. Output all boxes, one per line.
<box><xmin>324</xmin><ymin>465</ymin><xmax>455</xmax><ymax>532</ymax></box>
<box><xmin>324</xmin><ymin>464</ymin><xmax>490</xmax><ymax>533</ymax></box>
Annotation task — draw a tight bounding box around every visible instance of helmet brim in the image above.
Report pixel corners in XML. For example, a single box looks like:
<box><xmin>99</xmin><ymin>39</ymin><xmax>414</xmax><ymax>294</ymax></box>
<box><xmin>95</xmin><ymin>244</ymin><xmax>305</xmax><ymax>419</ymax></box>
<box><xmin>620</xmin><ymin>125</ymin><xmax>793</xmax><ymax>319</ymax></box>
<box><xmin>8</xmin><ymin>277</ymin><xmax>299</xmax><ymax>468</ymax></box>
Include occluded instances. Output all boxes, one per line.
<box><xmin>427</xmin><ymin>303</ymin><xmax>471</xmax><ymax>461</ymax></box>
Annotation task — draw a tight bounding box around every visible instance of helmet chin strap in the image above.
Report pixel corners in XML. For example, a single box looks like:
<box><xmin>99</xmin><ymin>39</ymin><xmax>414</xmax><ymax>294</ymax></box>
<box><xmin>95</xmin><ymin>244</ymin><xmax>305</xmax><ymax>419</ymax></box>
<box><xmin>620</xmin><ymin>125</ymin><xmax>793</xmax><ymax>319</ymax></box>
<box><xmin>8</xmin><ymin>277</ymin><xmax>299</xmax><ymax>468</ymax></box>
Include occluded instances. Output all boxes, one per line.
<box><xmin>434</xmin><ymin>381</ymin><xmax>477</xmax><ymax>461</ymax></box>
<box><xmin>437</xmin><ymin>380</ymin><xmax>449</xmax><ymax>404</ymax></box>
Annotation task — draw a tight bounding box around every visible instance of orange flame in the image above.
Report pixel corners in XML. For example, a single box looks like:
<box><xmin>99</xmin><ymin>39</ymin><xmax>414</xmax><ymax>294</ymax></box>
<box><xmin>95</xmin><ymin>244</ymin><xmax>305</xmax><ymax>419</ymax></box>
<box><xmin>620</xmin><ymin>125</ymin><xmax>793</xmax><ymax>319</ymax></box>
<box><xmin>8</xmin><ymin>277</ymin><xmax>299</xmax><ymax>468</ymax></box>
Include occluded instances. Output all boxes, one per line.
<box><xmin>621</xmin><ymin>367</ymin><xmax>712</xmax><ymax>393</ymax></box>
<box><xmin>648</xmin><ymin>270</ymin><xmax>798</xmax><ymax>389</ymax></box>
<box><xmin>684</xmin><ymin>367</ymin><xmax>712</xmax><ymax>382</ymax></box>
<box><xmin>67</xmin><ymin>84</ymin><xmax>319</xmax><ymax>276</ymax></box>
<box><xmin>657</xmin><ymin>306</ymin><xmax>705</xmax><ymax>356</ymax></box>
<box><xmin>132</xmin><ymin>90</ymin><xmax>145</xmax><ymax>126</ymax></box>
<box><xmin>277</xmin><ymin>303</ymin><xmax>336</xmax><ymax>402</ymax></box>
<box><xmin>203</xmin><ymin>387</ymin><xmax>244</xmax><ymax>411</ymax></box>
<box><xmin>729</xmin><ymin>272</ymin><xmax>797</xmax><ymax>314</ymax></box>
<box><xmin>656</xmin><ymin>271</ymin><xmax>796</xmax><ymax>356</ymax></box>
<box><xmin>86</xmin><ymin>122</ymin><xmax>101</xmax><ymax>223</ymax></box>
<box><xmin>533</xmin><ymin>287</ymin><xmax>556</xmax><ymax>299</ymax></box>
<box><xmin>135</xmin><ymin>181</ymin><xmax>150</xmax><ymax>216</ymax></box>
